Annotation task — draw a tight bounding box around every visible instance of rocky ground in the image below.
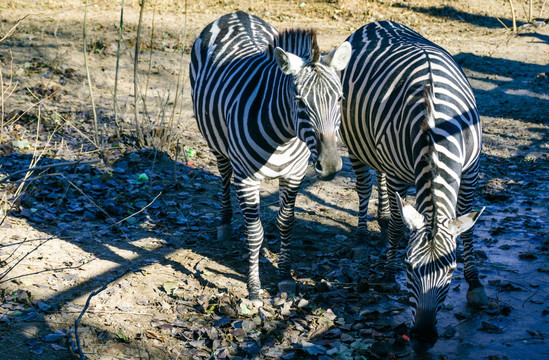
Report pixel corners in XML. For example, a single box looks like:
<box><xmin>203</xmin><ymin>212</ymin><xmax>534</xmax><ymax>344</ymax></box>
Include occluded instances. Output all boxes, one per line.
<box><xmin>0</xmin><ymin>1</ymin><xmax>548</xmax><ymax>359</ymax></box>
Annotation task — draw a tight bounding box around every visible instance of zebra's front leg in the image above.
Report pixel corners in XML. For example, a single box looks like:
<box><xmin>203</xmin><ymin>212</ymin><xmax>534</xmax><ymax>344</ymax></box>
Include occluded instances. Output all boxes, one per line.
<box><xmin>234</xmin><ymin>177</ymin><xmax>264</xmax><ymax>304</ymax></box>
<box><xmin>276</xmin><ymin>176</ymin><xmax>301</xmax><ymax>295</ymax></box>
<box><xmin>215</xmin><ymin>153</ymin><xmax>234</xmax><ymax>242</ymax></box>
<box><xmin>350</xmin><ymin>154</ymin><xmax>374</xmax><ymax>244</ymax></box>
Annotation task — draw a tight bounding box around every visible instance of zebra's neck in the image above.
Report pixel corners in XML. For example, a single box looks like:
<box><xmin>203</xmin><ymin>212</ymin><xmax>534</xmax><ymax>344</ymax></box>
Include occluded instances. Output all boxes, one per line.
<box><xmin>269</xmin><ymin>28</ymin><xmax>319</xmax><ymax>63</ymax></box>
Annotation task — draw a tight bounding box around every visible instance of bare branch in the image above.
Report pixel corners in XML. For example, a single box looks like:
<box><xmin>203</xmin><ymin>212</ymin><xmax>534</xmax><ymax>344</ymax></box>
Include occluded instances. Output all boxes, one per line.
<box><xmin>0</xmin><ymin>159</ymin><xmax>100</xmax><ymax>185</ymax></box>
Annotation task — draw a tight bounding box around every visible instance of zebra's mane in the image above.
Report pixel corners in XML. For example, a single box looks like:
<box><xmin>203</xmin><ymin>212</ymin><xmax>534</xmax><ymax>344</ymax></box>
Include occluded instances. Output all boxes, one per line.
<box><xmin>268</xmin><ymin>28</ymin><xmax>320</xmax><ymax>62</ymax></box>
<box><xmin>421</xmin><ymin>76</ymin><xmax>443</xmax><ymax>235</ymax></box>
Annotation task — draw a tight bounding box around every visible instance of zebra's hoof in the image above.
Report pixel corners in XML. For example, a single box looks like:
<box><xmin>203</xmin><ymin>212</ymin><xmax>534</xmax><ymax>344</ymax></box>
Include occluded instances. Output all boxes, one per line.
<box><xmin>278</xmin><ymin>279</ymin><xmax>297</xmax><ymax>297</ymax></box>
<box><xmin>467</xmin><ymin>287</ymin><xmax>490</xmax><ymax>308</ymax></box>
<box><xmin>250</xmin><ymin>298</ymin><xmax>264</xmax><ymax>308</ymax></box>
<box><xmin>217</xmin><ymin>224</ymin><xmax>232</xmax><ymax>242</ymax></box>
<box><xmin>354</xmin><ymin>229</ymin><xmax>370</xmax><ymax>245</ymax></box>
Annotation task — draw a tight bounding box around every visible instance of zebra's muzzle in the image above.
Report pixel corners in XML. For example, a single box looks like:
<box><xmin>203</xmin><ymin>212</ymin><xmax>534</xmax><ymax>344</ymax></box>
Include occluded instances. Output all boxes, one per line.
<box><xmin>410</xmin><ymin>309</ymin><xmax>438</xmax><ymax>354</ymax></box>
<box><xmin>314</xmin><ymin>133</ymin><xmax>342</xmax><ymax>181</ymax></box>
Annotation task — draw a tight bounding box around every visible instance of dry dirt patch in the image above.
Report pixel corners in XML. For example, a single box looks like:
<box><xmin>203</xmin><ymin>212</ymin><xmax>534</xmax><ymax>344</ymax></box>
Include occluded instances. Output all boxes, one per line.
<box><xmin>0</xmin><ymin>1</ymin><xmax>548</xmax><ymax>359</ymax></box>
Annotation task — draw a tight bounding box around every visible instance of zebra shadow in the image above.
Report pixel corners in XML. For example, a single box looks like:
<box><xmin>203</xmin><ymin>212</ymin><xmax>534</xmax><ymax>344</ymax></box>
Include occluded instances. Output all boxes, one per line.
<box><xmin>0</xmin><ymin>147</ymin><xmax>376</xmax><ymax>359</ymax></box>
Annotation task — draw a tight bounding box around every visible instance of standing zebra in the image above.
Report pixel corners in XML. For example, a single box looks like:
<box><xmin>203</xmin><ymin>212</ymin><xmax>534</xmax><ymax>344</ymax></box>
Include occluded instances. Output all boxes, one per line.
<box><xmin>190</xmin><ymin>11</ymin><xmax>351</xmax><ymax>303</ymax></box>
<box><xmin>339</xmin><ymin>21</ymin><xmax>487</xmax><ymax>353</ymax></box>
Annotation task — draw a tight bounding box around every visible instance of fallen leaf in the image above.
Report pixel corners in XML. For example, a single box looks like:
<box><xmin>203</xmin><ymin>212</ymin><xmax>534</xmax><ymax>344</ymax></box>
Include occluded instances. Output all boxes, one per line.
<box><xmin>478</xmin><ymin>321</ymin><xmax>503</xmax><ymax>334</ymax></box>
<box><xmin>301</xmin><ymin>340</ymin><xmax>327</xmax><ymax>355</ymax></box>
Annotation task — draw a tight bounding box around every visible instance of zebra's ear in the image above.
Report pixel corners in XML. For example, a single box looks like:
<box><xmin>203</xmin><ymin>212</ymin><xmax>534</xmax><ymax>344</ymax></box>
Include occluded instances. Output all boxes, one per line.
<box><xmin>449</xmin><ymin>207</ymin><xmax>485</xmax><ymax>237</ymax></box>
<box><xmin>274</xmin><ymin>47</ymin><xmax>304</xmax><ymax>75</ymax></box>
<box><xmin>322</xmin><ymin>41</ymin><xmax>352</xmax><ymax>71</ymax></box>
<box><xmin>396</xmin><ymin>192</ymin><xmax>424</xmax><ymax>231</ymax></box>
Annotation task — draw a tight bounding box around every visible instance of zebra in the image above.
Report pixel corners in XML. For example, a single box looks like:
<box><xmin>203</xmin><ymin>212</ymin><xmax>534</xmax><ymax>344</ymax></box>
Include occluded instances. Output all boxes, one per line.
<box><xmin>190</xmin><ymin>11</ymin><xmax>351</xmax><ymax>304</ymax></box>
<box><xmin>339</xmin><ymin>21</ymin><xmax>488</xmax><ymax>353</ymax></box>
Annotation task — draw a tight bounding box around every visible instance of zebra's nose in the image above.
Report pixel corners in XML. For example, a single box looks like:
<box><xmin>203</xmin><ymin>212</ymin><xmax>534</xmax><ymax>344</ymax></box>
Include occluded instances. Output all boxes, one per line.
<box><xmin>315</xmin><ymin>157</ymin><xmax>342</xmax><ymax>180</ymax></box>
<box><xmin>315</xmin><ymin>133</ymin><xmax>342</xmax><ymax>180</ymax></box>
<box><xmin>410</xmin><ymin>323</ymin><xmax>438</xmax><ymax>354</ymax></box>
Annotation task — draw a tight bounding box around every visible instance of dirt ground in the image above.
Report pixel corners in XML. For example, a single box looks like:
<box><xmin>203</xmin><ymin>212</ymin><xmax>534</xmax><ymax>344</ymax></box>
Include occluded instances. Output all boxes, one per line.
<box><xmin>0</xmin><ymin>1</ymin><xmax>548</xmax><ymax>359</ymax></box>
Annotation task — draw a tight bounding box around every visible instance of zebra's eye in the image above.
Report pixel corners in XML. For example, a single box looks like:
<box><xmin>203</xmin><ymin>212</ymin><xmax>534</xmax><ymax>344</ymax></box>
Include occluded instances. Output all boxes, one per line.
<box><xmin>338</xmin><ymin>95</ymin><xmax>344</xmax><ymax>102</ymax></box>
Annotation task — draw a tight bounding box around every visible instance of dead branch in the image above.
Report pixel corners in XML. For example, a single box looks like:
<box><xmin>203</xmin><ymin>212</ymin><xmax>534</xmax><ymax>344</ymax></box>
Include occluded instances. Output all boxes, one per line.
<box><xmin>0</xmin><ymin>159</ymin><xmax>100</xmax><ymax>185</ymax></box>
<box><xmin>83</xmin><ymin>0</ymin><xmax>99</xmax><ymax>146</ymax></box>
<box><xmin>509</xmin><ymin>0</ymin><xmax>517</xmax><ymax>32</ymax></box>
<box><xmin>0</xmin><ymin>15</ymin><xmax>29</xmax><ymax>43</ymax></box>
<box><xmin>69</xmin><ymin>267</ymin><xmax>143</xmax><ymax>359</ymax></box>
<box><xmin>0</xmin><ymin>237</ymin><xmax>53</xmax><ymax>282</ymax></box>
<box><xmin>107</xmin><ymin>191</ymin><xmax>162</xmax><ymax>228</ymax></box>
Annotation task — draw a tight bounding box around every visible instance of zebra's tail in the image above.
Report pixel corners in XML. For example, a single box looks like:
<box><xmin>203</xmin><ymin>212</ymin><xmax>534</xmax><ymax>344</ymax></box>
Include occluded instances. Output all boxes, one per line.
<box><xmin>421</xmin><ymin>74</ymin><xmax>436</xmax><ymax>133</ymax></box>
<box><xmin>421</xmin><ymin>74</ymin><xmax>443</xmax><ymax>222</ymax></box>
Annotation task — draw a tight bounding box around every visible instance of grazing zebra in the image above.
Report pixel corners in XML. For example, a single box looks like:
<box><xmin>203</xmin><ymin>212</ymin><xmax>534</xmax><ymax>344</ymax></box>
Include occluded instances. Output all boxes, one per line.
<box><xmin>339</xmin><ymin>21</ymin><xmax>487</xmax><ymax>353</ymax></box>
<box><xmin>190</xmin><ymin>11</ymin><xmax>351</xmax><ymax>303</ymax></box>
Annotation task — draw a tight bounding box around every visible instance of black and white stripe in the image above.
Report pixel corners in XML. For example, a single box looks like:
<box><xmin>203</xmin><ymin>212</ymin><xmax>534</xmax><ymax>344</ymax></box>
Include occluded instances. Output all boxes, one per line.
<box><xmin>339</xmin><ymin>21</ymin><xmax>486</xmax><ymax>353</ymax></box>
<box><xmin>190</xmin><ymin>11</ymin><xmax>351</xmax><ymax>301</ymax></box>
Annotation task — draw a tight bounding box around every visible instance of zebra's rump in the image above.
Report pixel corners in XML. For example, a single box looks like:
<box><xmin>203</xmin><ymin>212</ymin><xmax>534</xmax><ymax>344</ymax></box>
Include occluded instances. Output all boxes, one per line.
<box><xmin>340</xmin><ymin>21</ymin><xmax>481</xmax><ymax>181</ymax></box>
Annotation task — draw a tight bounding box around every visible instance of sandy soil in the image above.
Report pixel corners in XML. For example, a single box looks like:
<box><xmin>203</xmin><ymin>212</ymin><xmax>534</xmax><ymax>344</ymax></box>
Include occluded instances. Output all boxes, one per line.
<box><xmin>0</xmin><ymin>1</ymin><xmax>548</xmax><ymax>359</ymax></box>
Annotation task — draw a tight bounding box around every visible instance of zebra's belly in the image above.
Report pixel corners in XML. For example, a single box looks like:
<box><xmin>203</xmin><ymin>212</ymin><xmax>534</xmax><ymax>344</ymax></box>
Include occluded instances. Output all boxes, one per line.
<box><xmin>231</xmin><ymin>139</ymin><xmax>311</xmax><ymax>181</ymax></box>
<box><xmin>345</xmin><ymin>131</ymin><xmax>416</xmax><ymax>185</ymax></box>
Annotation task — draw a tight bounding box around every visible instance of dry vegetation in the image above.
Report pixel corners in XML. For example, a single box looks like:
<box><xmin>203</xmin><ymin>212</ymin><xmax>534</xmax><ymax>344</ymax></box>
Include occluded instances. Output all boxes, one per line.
<box><xmin>0</xmin><ymin>1</ymin><xmax>548</xmax><ymax>360</ymax></box>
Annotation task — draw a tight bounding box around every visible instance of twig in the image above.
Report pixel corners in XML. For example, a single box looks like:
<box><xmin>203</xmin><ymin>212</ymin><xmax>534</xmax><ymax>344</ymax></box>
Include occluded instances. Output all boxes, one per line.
<box><xmin>0</xmin><ymin>14</ymin><xmax>29</xmax><ymax>43</ymax></box>
<box><xmin>107</xmin><ymin>191</ymin><xmax>163</xmax><ymax>228</ymax></box>
<box><xmin>453</xmin><ymin>309</ymin><xmax>486</xmax><ymax>327</ymax></box>
<box><xmin>169</xmin><ymin>0</ymin><xmax>188</xmax><ymax>126</ymax></box>
<box><xmin>540</xmin><ymin>0</ymin><xmax>548</xmax><ymax>19</ymax></box>
<box><xmin>522</xmin><ymin>288</ymin><xmax>540</xmax><ymax>308</ymax></box>
<box><xmin>61</xmin><ymin>175</ymin><xmax>129</xmax><ymax>240</ymax></box>
<box><xmin>0</xmin><ymin>237</ymin><xmax>53</xmax><ymax>282</ymax></box>
<box><xmin>133</xmin><ymin>0</ymin><xmax>146</xmax><ymax>146</ymax></box>
<box><xmin>0</xmin><ymin>159</ymin><xmax>100</xmax><ymax>185</ymax></box>
<box><xmin>5</xmin><ymin>86</ymin><xmax>60</xmax><ymax>128</ymax></box>
<box><xmin>83</xmin><ymin>0</ymin><xmax>99</xmax><ymax>147</ymax></box>
<box><xmin>144</xmin><ymin>2</ymin><xmax>156</xmax><ymax>102</ymax></box>
<box><xmin>0</xmin><ymin>260</ymin><xmax>92</xmax><ymax>284</ymax></box>
<box><xmin>0</xmin><ymin>236</ymin><xmax>57</xmax><ymax>248</ymax></box>
<box><xmin>113</xmin><ymin>0</ymin><xmax>125</xmax><ymax>138</ymax></box>
<box><xmin>56</xmin><ymin>112</ymin><xmax>99</xmax><ymax>147</ymax></box>
<box><xmin>509</xmin><ymin>0</ymin><xmax>517</xmax><ymax>32</ymax></box>
<box><xmin>69</xmin><ymin>268</ymin><xmax>138</xmax><ymax>359</ymax></box>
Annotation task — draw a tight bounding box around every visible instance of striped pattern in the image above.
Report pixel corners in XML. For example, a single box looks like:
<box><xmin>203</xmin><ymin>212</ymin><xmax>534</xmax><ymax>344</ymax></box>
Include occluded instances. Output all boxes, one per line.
<box><xmin>190</xmin><ymin>11</ymin><xmax>350</xmax><ymax>300</ymax></box>
<box><xmin>339</xmin><ymin>21</ymin><xmax>485</xmax><ymax>353</ymax></box>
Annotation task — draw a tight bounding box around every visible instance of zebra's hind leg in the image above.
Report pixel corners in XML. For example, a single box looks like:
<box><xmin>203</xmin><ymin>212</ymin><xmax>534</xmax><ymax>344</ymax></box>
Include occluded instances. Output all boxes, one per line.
<box><xmin>350</xmin><ymin>154</ymin><xmax>374</xmax><ymax>245</ymax></box>
<box><xmin>376</xmin><ymin>171</ymin><xmax>390</xmax><ymax>245</ymax></box>
<box><xmin>462</xmin><ymin>226</ymin><xmax>489</xmax><ymax>308</ymax></box>
<box><xmin>214</xmin><ymin>153</ymin><xmax>234</xmax><ymax>242</ymax></box>
<box><xmin>458</xmin><ymin>165</ymin><xmax>490</xmax><ymax>308</ymax></box>
<box><xmin>276</xmin><ymin>176</ymin><xmax>301</xmax><ymax>296</ymax></box>
<box><xmin>234</xmin><ymin>176</ymin><xmax>264</xmax><ymax>304</ymax></box>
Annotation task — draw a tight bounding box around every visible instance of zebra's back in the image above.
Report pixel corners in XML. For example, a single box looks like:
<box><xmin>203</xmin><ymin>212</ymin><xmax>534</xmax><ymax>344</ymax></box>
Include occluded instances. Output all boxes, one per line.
<box><xmin>340</xmin><ymin>21</ymin><xmax>481</xmax><ymax>183</ymax></box>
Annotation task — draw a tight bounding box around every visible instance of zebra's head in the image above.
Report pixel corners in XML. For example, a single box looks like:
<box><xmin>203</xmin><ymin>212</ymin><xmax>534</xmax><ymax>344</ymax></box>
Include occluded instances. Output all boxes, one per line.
<box><xmin>274</xmin><ymin>40</ymin><xmax>352</xmax><ymax>180</ymax></box>
<box><xmin>396</xmin><ymin>193</ymin><xmax>484</xmax><ymax>353</ymax></box>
